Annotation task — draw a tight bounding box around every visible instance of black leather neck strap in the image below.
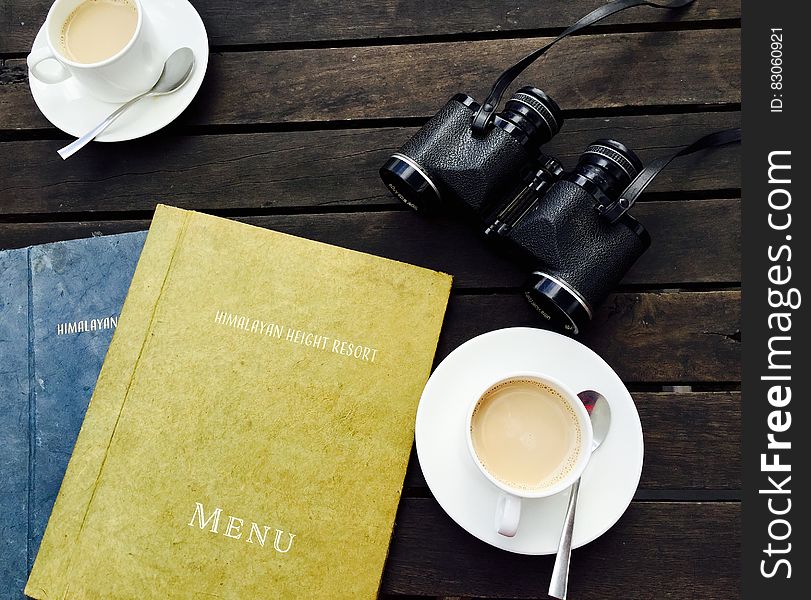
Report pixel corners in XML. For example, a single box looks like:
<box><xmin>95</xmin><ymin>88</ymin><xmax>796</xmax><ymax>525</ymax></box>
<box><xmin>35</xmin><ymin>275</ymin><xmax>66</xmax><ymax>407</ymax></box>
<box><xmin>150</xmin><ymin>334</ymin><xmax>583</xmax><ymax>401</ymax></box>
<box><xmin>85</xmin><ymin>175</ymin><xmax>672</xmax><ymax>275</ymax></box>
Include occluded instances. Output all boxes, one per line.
<box><xmin>471</xmin><ymin>0</ymin><xmax>696</xmax><ymax>135</ymax></box>
<box><xmin>598</xmin><ymin>127</ymin><xmax>742</xmax><ymax>223</ymax></box>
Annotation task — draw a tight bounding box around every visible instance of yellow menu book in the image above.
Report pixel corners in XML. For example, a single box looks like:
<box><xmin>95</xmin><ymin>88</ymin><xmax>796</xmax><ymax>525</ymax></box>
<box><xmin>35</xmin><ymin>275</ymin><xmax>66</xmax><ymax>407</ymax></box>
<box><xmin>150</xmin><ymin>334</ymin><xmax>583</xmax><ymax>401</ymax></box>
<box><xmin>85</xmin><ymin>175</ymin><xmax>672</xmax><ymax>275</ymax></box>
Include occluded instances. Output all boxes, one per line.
<box><xmin>26</xmin><ymin>205</ymin><xmax>451</xmax><ymax>600</ymax></box>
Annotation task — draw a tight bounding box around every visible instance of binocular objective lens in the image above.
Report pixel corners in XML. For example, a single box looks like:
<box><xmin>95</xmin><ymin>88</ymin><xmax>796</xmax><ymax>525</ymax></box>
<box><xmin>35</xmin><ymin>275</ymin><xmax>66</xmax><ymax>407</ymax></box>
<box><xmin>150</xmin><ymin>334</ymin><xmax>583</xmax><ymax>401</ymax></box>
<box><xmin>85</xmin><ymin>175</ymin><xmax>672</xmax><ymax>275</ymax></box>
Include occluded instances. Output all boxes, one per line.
<box><xmin>379</xmin><ymin>153</ymin><xmax>443</xmax><ymax>212</ymax></box>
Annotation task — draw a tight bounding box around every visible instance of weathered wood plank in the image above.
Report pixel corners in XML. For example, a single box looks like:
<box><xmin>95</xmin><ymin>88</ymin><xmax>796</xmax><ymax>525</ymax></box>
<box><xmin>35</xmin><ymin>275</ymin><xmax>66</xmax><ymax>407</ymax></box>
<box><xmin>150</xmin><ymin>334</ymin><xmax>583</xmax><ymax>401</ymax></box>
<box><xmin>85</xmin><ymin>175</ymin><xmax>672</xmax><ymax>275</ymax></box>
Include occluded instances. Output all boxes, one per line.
<box><xmin>1</xmin><ymin>29</ymin><xmax>740</xmax><ymax>130</ymax></box>
<box><xmin>405</xmin><ymin>392</ymin><xmax>741</xmax><ymax>490</ymax></box>
<box><xmin>0</xmin><ymin>112</ymin><xmax>741</xmax><ymax>215</ymax></box>
<box><xmin>0</xmin><ymin>0</ymin><xmax>741</xmax><ymax>54</ymax></box>
<box><xmin>439</xmin><ymin>291</ymin><xmax>740</xmax><ymax>382</ymax></box>
<box><xmin>382</xmin><ymin>499</ymin><xmax>740</xmax><ymax>598</ymax></box>
<box><xmin>637</xmin><ymin>392</ymin><xmax>740</xmax><ymax>489</ymax></box>
<box><xmin>0</xmin><ymin>198</ymin><xmax>741</xmax><ymax>286</ymax></box>
<box><xmin>583</xmin><ymin>291</ymin><xmax>741</xmax><ymax>381</ymax></box>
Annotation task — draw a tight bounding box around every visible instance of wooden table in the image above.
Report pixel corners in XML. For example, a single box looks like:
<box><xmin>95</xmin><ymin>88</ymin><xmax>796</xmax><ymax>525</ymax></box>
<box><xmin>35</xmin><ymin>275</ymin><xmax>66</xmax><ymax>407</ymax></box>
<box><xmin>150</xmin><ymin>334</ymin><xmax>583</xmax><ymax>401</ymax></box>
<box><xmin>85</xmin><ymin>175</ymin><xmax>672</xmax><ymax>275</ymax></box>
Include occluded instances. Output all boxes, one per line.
<box><xmin>0</xmin><ymin>1</ymin><xmax>741</xmax><ymax>598</ymax></box>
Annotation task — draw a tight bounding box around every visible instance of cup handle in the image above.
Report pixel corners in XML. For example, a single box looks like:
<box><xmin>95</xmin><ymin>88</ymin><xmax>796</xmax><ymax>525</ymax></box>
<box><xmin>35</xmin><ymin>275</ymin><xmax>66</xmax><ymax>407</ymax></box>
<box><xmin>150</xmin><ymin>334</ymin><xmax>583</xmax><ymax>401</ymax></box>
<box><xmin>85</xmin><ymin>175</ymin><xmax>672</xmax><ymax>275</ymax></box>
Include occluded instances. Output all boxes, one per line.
<box><xmin>495</xmin><ymin>493</ymin><xmax>521</xmax><ymax>537</ymax></box>
<box><xmin>27</xmin><ymin>47</ymin><xmax>71</xmax><ymax>84</ymax></box>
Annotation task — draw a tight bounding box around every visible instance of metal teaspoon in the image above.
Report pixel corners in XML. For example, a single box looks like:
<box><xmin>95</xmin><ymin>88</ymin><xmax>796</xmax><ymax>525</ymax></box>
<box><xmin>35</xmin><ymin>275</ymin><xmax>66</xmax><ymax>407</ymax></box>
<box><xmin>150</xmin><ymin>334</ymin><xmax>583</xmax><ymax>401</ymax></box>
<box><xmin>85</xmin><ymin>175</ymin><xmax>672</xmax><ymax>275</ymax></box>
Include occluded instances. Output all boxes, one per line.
<box><xmin>58</xmin><ymin>47</ymin><xmax>196</xmax><ymax>160</ymax></box>
<box><xmin>548</xmin><ymin>390</ymin><xmax>612</xmax><ymax>600</ymax></box>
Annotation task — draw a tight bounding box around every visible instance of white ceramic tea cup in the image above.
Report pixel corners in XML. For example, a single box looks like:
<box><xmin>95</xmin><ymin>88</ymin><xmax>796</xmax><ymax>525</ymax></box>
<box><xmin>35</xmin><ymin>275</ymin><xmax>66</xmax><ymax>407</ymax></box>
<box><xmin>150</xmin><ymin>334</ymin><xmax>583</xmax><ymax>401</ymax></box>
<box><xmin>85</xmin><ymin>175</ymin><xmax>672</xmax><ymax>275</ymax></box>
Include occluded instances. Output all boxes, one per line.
<box><xmin>465</xmin><ymin>372</ymin><xmax>593</xmax><ymax>537</ymax></box>
<box><xmin>27</xmin><ymin>0</ymin><xmax>162</xmax><ymax>103</ymax></box>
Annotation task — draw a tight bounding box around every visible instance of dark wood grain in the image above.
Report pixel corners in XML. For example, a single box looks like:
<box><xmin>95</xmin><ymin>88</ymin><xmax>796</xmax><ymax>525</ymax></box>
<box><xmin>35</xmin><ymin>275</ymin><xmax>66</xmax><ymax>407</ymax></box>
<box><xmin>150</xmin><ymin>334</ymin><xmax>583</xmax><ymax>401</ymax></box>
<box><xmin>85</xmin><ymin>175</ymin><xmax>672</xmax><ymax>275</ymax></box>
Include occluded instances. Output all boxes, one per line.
<box><xmin>0</xmin><ymin>0</ymin><xmax>741</xmax><ymax>54</ymax></box>
<box><xmin>0</xmin><ymin>197</ymin><xmax>741</xmax><ymax>286</ymax></box>
<box><xmin>637</xmin><ymin>392</ymin><xmax>741</xmax><ymax>489</ymax></box>
<box><xmin>1</xmin><ymin>29</ymin><xmax>740</xmax><ymax>130</ymax></box>
<box><xmin>405</xmin><ymin>392</ymin><xmax>742</xmax><ymax>490</ymax></box>
<box><xmin>583</xmin><ymin>291</ymin><xmax>740</xmax><ymax>381</ymax></box>
<box><xmin>439</xmin><ymin>291</ymin><xmax>740</xmax><ymax>382</ymax></box>
<box><xmin>0</xmin><ymin>111</ymin><xmax>741</xmax><ymax>215</ymax></box>
<box><xmin>381</xmin><ymin>499</ymin><xmax>740</xmax><ymax>598</ymax></box>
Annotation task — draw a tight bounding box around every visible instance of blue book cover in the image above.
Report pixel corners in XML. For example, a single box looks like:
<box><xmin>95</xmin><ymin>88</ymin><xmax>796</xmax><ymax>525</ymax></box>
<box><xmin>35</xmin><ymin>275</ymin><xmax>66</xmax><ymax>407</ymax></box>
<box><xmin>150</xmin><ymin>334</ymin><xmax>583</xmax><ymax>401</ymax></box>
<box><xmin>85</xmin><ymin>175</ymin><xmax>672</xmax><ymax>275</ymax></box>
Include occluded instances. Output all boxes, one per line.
<box><xmin>0</xmin><ymin>231</ymin><xmax>146</xmax><ymax>600</ymax></box>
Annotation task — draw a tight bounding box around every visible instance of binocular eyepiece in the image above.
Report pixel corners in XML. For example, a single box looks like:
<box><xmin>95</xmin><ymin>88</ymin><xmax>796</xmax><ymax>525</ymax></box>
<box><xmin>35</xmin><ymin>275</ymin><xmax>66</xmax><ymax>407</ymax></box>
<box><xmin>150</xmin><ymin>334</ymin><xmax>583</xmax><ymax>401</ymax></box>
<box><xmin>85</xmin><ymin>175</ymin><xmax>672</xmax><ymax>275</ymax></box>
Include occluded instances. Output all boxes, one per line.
<box><xmin>573</xmin><ymin>140</ymin><xmax>644</xmax><ymax>206</ymax></box>
<box><xmin>497</xmin><ymin>86</ymin><xmax>564</xmax><ymax>150</ymax></box>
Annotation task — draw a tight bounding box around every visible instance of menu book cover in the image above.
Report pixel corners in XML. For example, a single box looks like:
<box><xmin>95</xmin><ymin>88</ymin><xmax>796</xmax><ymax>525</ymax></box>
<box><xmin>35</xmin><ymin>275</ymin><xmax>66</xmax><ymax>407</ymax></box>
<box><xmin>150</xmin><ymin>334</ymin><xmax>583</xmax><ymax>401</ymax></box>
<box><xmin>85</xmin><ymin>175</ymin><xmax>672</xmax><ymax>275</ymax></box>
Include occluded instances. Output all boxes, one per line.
<box><xmin>0</xmin><ymin>232</ymin><xmax>146</xmax><ymax>600</ymax></box>
<box><xmin>26</xmin><ymin>205</ymin><xmax>452</xmax><ymax>600</ymax></box>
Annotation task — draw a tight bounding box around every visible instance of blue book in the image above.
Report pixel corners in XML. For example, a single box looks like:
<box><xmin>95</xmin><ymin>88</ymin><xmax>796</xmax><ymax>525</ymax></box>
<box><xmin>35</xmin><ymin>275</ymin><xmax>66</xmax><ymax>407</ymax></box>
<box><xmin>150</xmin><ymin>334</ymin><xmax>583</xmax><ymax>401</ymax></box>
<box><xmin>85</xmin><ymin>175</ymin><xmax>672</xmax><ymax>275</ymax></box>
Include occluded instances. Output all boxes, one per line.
<box><xmin>0</xmin><ymin>231</ymin><xmax>146</xmax><ymax>600</ymax></box>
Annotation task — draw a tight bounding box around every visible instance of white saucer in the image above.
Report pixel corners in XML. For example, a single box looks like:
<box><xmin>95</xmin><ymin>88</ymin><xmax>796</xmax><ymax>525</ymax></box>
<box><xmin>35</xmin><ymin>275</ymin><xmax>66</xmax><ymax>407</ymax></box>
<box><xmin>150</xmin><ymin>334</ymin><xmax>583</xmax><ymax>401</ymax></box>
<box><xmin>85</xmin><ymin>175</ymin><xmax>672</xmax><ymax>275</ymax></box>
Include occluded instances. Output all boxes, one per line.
<box><xmin>28</xmin><ymin>0</ymin><xmax>208</xmax><ymax>142</ymax></box>
<box><xmin>415</xmin><ymin>327</ymin><xmax>644</xmax><ymax>555</ymax></box>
